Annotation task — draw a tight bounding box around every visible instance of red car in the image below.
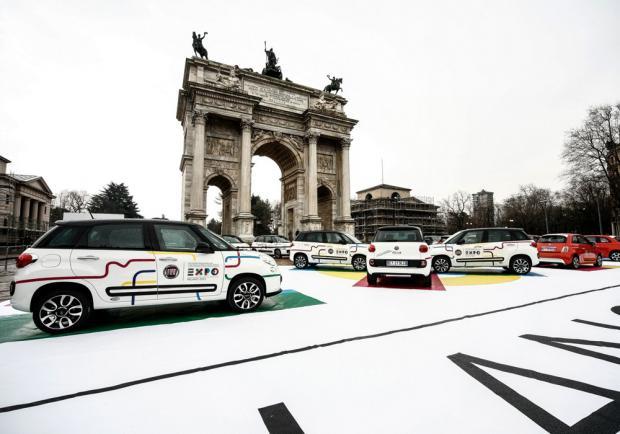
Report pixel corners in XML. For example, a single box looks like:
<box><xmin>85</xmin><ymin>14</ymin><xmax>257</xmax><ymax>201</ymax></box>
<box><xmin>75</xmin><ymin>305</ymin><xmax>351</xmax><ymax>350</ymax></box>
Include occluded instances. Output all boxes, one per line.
<box><xmin>537</xmin><ymin>233</ymin><xmax>603</xmax><ymax>269</ymax></box>
<box><xmin>585</xmin><ymin>235</ymin><xmax>620</xmax><ymax>262</ymax></box>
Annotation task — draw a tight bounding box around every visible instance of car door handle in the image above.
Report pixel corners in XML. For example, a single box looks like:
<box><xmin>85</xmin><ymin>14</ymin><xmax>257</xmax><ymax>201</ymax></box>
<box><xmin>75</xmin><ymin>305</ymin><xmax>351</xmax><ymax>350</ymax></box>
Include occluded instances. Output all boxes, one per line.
<box><xmin>158</xmin><ymin>257</ymin><xmax>178</xmax><ymax>262</ymax></box>
<box><xmin>77</xmin><ymin>255</ymin><xmax>99</xmax><ymax>260</ymax></box>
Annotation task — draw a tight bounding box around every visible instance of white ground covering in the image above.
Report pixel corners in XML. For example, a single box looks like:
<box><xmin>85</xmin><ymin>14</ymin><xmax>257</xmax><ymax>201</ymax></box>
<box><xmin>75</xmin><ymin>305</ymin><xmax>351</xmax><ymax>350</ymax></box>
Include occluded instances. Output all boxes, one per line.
<box><xmin>0</xmin><ymin>262</ymin><xmax>619</xmax><ymax>433</ymax></box>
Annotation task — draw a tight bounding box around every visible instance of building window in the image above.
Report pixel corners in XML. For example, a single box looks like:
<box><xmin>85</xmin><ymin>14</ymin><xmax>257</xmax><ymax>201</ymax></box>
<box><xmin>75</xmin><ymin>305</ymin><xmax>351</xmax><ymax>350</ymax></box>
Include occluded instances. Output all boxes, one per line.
<box><xmin>365</xmin><ymin>193</ymin><xmax>372</xmax><ymax>200</ymax></box>
<box><xmin>391</xmin><ymin>192</ymin><xmax>400</xmax><ymax>200</ymax></box>
<box><xmin>5</xmin><ymin>194</ymin><xmax>8</xmax><ymax>204</ymax></box>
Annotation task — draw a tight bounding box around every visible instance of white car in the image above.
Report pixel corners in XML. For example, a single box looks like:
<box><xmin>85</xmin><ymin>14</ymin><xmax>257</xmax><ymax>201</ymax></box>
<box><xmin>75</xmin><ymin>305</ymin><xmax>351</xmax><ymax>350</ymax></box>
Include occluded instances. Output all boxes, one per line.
<box><xmin>10</xmin><ymin>220</ymin><xmax>281</xmax><ymax>334</ymax></box>
<box><xmin>222</xmin><ymin>234</ymin><xmax>251</xmax><ymax>250</ymax></box>
<box><xmin>251</xmin><ymin>235</ymin><xmax>292</xmax><ymax>259</ymax></box>
<box><xmin>366</xmin><ymin>226</ymin><xmax>432</xmax><ymax>286</ymax></box>
<box><xmin>430</xmin><ymin>227</ymin><xmax>539</xmax><ymax>274</ymax></box>
<box><xmin>289</xmin><ymin>230</ymin><xmax>368</xmax><ymax>271</ymax></box>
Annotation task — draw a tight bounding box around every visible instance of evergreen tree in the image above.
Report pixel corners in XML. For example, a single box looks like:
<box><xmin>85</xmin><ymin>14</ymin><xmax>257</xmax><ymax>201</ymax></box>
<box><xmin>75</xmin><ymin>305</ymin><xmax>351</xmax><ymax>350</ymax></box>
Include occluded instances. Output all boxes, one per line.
<box><xmin>88</xmin><ymin>182</ymin><xmax>142</xmax><ymax>218</ymax></box>
<box><xmin>251</xmin><ymin>195</ymin><xmax>273</xmax><ymax>235</ymax></box>
<box><xmin>207</xmin><ymin>218</ymin><xmax>222</xmax><ymax>234</ymax></box>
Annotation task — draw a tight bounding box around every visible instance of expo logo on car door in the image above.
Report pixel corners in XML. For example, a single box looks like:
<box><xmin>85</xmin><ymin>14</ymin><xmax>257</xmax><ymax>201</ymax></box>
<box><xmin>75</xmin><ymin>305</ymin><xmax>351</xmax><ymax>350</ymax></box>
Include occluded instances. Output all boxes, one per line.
<box><xmin>186</xmin><ymin>263</ymin><xmax>220</xmax><ymax>280</ymax></box>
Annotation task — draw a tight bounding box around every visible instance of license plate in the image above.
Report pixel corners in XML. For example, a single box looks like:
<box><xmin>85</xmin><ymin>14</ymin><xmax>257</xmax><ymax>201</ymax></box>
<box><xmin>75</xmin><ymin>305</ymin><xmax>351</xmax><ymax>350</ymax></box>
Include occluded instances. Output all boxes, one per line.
<box><xmin>386</xmin><ymin>260</ymin><xmax>408</xmax><ymax>267</ymax></box>
<box><xmin>541</xmin><ymin>247</ymin><xmax>556</xmax><ymax>252</ymax></box>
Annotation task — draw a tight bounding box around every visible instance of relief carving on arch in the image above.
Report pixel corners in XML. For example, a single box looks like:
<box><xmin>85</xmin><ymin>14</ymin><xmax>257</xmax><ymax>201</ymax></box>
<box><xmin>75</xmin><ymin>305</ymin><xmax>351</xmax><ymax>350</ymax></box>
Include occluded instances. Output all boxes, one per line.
<box><xmin>251</xmin><ymin>128</ymin><xmax>304</xmax><ymax>151</ymax></box>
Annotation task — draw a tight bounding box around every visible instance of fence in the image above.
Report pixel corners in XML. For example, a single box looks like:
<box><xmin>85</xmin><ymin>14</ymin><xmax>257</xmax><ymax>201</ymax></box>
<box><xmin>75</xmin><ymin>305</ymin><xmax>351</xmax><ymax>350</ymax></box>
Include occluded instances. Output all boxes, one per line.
<box><xmin>2</xmin><ymin>245</ymin><xmax>28</xmax><ymax>272</ymax></box>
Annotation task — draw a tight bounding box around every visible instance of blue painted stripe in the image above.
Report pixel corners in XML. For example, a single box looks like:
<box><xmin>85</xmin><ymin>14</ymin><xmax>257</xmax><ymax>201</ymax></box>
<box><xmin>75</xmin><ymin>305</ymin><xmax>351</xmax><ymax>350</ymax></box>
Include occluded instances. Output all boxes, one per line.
<box><xmin>196</xmin><ymin>292</ymin><xmax>202</xmax><ymax>301</ymax></box>
<box><xmin>132</xmin><ymin>269</ymin><xmax>156</xmax><ymax>286</ymax></box>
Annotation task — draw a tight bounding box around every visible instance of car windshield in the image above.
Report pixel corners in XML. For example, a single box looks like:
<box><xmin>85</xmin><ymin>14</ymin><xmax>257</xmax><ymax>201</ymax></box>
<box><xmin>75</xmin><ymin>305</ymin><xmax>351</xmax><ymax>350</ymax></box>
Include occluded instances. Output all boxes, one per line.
<box><xmin>275</xmin><ymin>236</ymin><xmax>289</xmax><ymax>242</ymax></box>
<box><xmin>223</xmin><ymin>235</ymin><xmax>242</xmax><ymax>243</ymax></box>
<box><xmin>375</xmin><ymin>228</ymin><xmax>423</xmax><ymax>242</ymax></box>
<box><xmin>539</xmin><ymin>235</ymin><xmax>567</xmax><ymax>243</ymax></box>
<box><xmin>445</xmin><ymin>231</ymin><xmax>464</xmax><ymax>244</ymax></box>
<box><xmin>198</xmin><ymin>228</ymin><xmax>234</xmax><ymax>249</ymax></box>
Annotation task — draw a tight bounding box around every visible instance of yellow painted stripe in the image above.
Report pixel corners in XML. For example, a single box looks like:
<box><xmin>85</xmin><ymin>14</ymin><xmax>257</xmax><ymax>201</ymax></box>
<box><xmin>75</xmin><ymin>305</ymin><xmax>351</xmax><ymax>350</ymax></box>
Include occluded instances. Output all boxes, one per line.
<box><xmin>121</xmin><ymin>280</ymin><xmax>157</xmax><ymax>286</ymax></box>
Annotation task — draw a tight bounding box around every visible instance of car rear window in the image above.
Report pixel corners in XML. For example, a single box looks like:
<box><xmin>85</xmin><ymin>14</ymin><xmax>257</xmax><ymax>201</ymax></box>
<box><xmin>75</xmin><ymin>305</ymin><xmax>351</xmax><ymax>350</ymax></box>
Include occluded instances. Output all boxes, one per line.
<box><xmin>375</xmin><ymin>228</ymin><xmax>423</xmax><ymax>242</ymax></box>
<box><xmin>34</xmin><ymin>226</ymin><xmax>83</xmax><ymax>249</ymax></box>
<box><xmin>299</xmin><ymin>232</ymin><xmax>323</xmax><ymax>243</ymax></box>
<box><xmin>539</xmin><ymin>235</ymin><xmax>567</xmax><ymax>243</ymax></box>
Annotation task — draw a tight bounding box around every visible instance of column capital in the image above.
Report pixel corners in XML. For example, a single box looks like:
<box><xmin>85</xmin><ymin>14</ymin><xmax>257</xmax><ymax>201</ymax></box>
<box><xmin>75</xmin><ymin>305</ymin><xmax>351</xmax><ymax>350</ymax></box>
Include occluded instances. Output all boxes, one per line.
<box><xmin>341</xmin><ymin>137</ymin><xmax>352</xmax><ymax>149</ymax></box>
<box><xmin>240</xmin><ymin>118</ymin><xmax>254</xmax><ymax>132</ymax></box>
<box><xmin>305</xmin><ymin>131</ymin><xmax>319</xmax><ymax>143</ymax></box>
<box><xmin>192</xmin><ymin>110</ymin><xmax>208</xmax><ymax>126</ymax></box>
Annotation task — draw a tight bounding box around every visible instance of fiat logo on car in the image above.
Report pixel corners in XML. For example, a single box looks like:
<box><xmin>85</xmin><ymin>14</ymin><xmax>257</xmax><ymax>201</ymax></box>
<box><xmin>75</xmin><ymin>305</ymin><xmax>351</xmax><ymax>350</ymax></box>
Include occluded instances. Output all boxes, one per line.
<box><xmin>163</xmin><ymin>265</ymin><xmax>180</xmax><ymax>279</ymax></box>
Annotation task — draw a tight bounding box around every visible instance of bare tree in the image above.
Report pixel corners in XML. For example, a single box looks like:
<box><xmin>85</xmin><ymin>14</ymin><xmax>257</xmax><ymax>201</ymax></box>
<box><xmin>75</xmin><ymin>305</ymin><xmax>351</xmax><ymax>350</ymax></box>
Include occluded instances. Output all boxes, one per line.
<box><xmin>562</xmin><ymin>104</ymin><xmax>620</xmax><ymax>233</ymax></box>
<box><xmin>67</xmin><ymin>190</ymin><xmax>89</xmax><ymax>212</ymax></box>
<box><xmin>441</xmin><ymin>191</ymin><xmax>471</xmax><ymax>233</ymax></box>
<box><xmin>499</xmin><ymin>185</ymin><xmax>554</xmax><ymax>234</ymax></box>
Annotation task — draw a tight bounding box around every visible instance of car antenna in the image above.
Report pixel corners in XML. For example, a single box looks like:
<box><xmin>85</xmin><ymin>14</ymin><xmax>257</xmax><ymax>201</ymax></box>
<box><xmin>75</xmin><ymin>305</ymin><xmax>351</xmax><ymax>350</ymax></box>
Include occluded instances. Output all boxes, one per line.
<box><xmin>87</xmin><ymin>208</ymin><xmax>95</xmax><ymax>219</ymax></box>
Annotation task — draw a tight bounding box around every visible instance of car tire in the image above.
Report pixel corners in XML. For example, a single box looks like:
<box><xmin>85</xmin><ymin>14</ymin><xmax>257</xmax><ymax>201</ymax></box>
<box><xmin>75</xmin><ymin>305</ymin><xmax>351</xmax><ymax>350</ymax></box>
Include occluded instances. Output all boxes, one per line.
<box><xmin>274</xmin><ymin>249</ymin><xmax>282</xmax><ymax>259</ymax></box>
<box><xmin>352</xmin><ymin>255</ymin><xmax>367</xmax><ymax>271</ymax></box>
<box><xmin>609</xmin><ymin>251</ymin><xmax>620</xmax><ymax>262</ymax></box>
<box><xmin>595</xmin><ymin>254</ymin><xmax>603</xmax><ymax>268</ymax></box>
<box><xmin>32</xmin><ymin>288</ymin><xmax>92</xmax><ymax>334</ymax></box>
<box><xmin>294</xmin><ymin>253</ymin><xmax>308</xmax><ymax>269</ymax></box>
<box><xmin>367</xmin><ymin>273</ymin><xmax>377</xmax><ymax>286</ymax></box>
<box><xmin>570</xmin><ymin>255</ymin><xmax>580</xmax><ymax>270</ymax></box>
<box><xmin>227</xmin><ymin>276</ymin><xmax>264</xmax><ymax>313</ymax></box>
<box><xmin>509</xmin><ymin>256</ymin><xmax>532</xmax><ymax>275</ymax></box>
<box><xmin>432</xmin><ymin>256</ymin><xmax>451</xmax><ymax>273</ymax></box>
<box><xmin>422</xmin><ymin>274</ymin><xmax>432</xmax><ymax>287</ymax></box>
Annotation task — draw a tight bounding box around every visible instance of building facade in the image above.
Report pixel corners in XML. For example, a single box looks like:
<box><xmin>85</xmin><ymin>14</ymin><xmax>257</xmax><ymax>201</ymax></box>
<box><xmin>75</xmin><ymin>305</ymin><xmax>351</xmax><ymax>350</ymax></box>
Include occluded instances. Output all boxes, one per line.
<box><xmin>472</xmin><ymin>189</ymin><xmax>495</xmax><ymax>227</ymax></box>
<box><xmin>0</xmin><ymin>156</ymin><xmax>54</xmax><ymax>245</ymax></box>
<box><xmin>177</xmin><ymin>58</ymin><xmax>358</xmax><ymax>241</ymax></box>
<box><xmin>351</xmin><ymin>184</ymin><xmax>445</xmax><ymax>242</ymax></box>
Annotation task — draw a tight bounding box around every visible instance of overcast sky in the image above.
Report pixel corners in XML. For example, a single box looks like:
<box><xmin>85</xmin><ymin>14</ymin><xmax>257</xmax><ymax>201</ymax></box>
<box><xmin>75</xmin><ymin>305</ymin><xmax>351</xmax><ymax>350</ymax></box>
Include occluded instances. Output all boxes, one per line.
<box><xmin>1</xmin><ymin>0</ymin><xmax>619</xmax><ymax>220</ymax></box>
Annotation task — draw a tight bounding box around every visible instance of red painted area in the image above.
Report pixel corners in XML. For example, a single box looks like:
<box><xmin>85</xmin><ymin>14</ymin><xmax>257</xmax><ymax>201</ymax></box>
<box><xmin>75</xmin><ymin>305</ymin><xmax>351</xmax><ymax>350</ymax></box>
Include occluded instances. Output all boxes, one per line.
<box><xmin>537</xmin><ymin>264</ymin><xmax>608</xmax><ymax>272</ymax></box>
<box><xmin>354</xmin><ymin>273</ymin><xmax>445</xmax><ymax>291</ymax></box>
<box><xmin>225</xmin><ymin>251</ymin><xmax>241</xmax><ymax>268</ymax></box>
<box><xmin>15</xmin><ymin>259</ymin><xmax>155</xmax><ymax>285</ymax></box>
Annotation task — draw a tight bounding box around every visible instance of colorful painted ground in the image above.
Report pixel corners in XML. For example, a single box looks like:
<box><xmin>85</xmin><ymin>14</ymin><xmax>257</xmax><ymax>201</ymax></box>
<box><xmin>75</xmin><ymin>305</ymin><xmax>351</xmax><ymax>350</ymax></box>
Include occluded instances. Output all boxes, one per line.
<box><xmin>0</xmin><ymin>261</ymin><xmax>619</xmax><ymax>433</ymax></box>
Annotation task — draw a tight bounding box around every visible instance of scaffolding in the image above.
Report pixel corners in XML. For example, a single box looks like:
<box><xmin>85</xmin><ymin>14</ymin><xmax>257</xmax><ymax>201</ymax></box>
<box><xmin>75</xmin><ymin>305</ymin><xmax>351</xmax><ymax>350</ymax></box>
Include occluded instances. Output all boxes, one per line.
<box><xmin>351</xmin><ymin>197</ymin><xmax>446</xmax><ymax>242</ymax></box>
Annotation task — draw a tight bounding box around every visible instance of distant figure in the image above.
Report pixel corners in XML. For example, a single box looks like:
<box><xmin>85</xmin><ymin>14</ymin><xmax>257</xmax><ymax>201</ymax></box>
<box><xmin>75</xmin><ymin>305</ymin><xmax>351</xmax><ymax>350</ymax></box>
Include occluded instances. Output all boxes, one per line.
<box><xmin>192</xmin><ymin>31</ymin><xmax>208</xmax><ymax>59</ymax></box>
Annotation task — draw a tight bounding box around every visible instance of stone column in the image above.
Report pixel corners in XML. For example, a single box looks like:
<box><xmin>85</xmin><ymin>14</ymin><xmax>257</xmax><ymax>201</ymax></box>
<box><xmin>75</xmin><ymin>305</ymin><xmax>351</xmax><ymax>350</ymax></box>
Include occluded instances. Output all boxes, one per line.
<box><xmin>38</xmin><ymin>201</ymin><xmax>46</xmax><ymax>230</ymax></box>
<box><xmin>31</xmin><ymin>201</ymin><xmax>39</xmax><ymax>230</ymax></box>
<box><xmin>13</xmin><ymin>195</ymin><xmax>21</xmax><ymax>222</ymax></box>
<box><xmin>22</xmin><ymin>197</ymin><xmax>30</xmax><ymax>228</ymax></box>
<box><xmin>233</xmin><ymin>118</ymin><xmax>255</xmax><ymax>241</ymax></box>
<box><xmin>334</xmin><ymin>137</ymin><xmax>355</xmax><ymax>235</ymax></box>
<box><xmin>301</xmin><ymin>132</ymin><xmax>322</xmax><ymax>230</ymax></box>
<box><xmin>187</xmin><ymin>111</ymin><xmax>207</xmax><ymax>225</ymax></box>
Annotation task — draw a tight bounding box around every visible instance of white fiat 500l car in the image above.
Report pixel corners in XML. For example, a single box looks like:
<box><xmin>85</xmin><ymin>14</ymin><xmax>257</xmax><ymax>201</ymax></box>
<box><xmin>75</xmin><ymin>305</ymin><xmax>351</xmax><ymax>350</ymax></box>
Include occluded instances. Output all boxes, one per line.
<box><xmin>10</xmin><ymin>220</ymin><xmax>281</xmax><ymax>334</ymax></box>
<box><xmin>251</xmin><ymin>235</ymin><xmax>292</xmax><ymax>259</ymax></box>
<box><xmin>367</xmin><ymin>226</ymin><xmax>432</xmax><ymax>286</ymax></box>
<box><xmin>222</xmin><ymin>234</ymin><xmax>251</xmax><ymax>250</ymax></box>
<box><xmin>430</xmin><ymin>227</ymin><xmax>539</xmax><ymax>274</ymax></box>
<box><xmin>290</xmin><ymin>230</ymin><xmax>368</xmax><ymax>271</ymax></box>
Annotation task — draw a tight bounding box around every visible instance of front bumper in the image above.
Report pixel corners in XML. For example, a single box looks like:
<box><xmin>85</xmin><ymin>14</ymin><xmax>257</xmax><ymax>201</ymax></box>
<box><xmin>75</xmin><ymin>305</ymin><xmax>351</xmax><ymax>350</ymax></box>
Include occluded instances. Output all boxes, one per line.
<box><xmin>538</xmin><ymin>256</ymin><xmax>569</xmax><ymax>265</ymax></box>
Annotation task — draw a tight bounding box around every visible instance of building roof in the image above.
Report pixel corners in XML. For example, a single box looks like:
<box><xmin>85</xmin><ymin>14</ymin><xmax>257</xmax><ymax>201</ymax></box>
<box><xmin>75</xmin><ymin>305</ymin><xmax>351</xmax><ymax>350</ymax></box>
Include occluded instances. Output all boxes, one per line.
<box><xmin>356</xmin><ymin>183</ymin><xmax>412</xmax><ymax>194</ymax></box>
<box><xmin>10</xmin><ymin>174</ymin><xmax>39</xmax><ymax>182</ymax></box>
<box><xmin>0</xmin><ymin>156</ymin><xmax>11</xmax><ymax>163</ymax></box>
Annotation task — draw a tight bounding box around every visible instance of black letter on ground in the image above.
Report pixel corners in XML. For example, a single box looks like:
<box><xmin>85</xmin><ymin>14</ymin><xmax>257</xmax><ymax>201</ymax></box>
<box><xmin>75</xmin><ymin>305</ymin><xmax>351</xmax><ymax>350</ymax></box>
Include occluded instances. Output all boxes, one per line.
<box><xmin>258</xmin><ymin>402</ymin><xmax>304</xmax><ymax>434</ymax></box>
<box><xmin>447</xmin><ymin>353</ymin><xmax>620</xmax><ymax>433</ymax></box>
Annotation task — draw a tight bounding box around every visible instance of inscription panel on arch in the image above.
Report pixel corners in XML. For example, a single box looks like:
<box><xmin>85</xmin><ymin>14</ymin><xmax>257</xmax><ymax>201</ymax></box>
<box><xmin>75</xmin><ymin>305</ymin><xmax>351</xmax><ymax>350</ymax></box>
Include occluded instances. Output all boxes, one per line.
<box><xmin>244</xmin><ymin>80</ymin><xmax>308</xmax><ymax>111</ymax></box>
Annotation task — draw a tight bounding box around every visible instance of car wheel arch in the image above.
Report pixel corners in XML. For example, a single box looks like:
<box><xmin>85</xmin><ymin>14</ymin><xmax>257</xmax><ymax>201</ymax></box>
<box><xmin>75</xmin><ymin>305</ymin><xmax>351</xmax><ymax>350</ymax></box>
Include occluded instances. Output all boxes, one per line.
<box><xmin>226</xmin><ymin>273</ymin><xmax>266</xmax><ymax>295</ymax></box>
<box><xmin>30</xmin><ymin>281</ymin><xmax>94</xmax><ymax>313</ymax></box>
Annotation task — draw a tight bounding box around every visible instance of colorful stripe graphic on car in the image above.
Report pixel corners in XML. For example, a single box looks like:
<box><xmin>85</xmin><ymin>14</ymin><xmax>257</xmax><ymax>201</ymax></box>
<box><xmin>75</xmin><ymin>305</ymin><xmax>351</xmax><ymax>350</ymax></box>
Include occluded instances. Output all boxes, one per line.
<box><xmin>14</xmin><ymin>259</ymin><xmax>156</xmax><ymax>285</ymax></box>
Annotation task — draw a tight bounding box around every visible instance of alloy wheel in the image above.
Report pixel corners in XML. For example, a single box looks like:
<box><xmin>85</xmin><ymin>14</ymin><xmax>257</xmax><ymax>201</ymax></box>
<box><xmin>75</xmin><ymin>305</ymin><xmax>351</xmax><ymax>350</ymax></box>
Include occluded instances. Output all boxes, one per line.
<box><xmin>352</xmin><ymin>256</ymin><xmax>366</xmax><ymax>271</ymax></box>
<box><xmin>294</xmin><ymin>254</ymin><xmax>307</xmax><ymax>269</ymax></box>
<box><xmin>512</xmin><ymin>258</ymin><xmax>531</xmax><ymax>274</ymax></box>
<box><xmin>610</xmin><ymin>251</ymin><xmax>620</xmax><ymax>262</ymax></box>
<box><xmin>596</xmin><ymin>255</ymin><xmax>603</xmax><ymax>267</ymax></box>
<box><xmin>232</xmin><ymin>281</ymin><xmax>261</xmax><ymax>310</ymax></box>
<box><xmin>433</xmin><ymin>258</ymin><xmax>450</xmax><ymax>273</ymax></box>
<box><xmin>38</xmin><ymin>294</ymin><xmax>84</xmax><ymax>331</ymax></box>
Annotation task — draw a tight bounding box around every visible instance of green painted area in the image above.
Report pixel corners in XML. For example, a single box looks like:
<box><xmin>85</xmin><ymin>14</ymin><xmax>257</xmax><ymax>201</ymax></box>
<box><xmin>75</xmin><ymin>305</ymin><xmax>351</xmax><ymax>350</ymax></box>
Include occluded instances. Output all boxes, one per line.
<box><xmin>0</xmin><ymin>289</ymin><xmax>323</xmax><ymax>344</ymax></box>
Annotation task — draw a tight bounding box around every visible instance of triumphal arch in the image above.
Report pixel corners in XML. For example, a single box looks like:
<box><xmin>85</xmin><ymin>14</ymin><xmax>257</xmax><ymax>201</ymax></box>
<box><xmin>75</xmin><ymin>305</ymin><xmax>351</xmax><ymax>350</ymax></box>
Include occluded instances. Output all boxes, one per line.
<box><xmin>176</xmin><ymin>57</ymin><xmax>358</xmax><ymax>241</ymax></box>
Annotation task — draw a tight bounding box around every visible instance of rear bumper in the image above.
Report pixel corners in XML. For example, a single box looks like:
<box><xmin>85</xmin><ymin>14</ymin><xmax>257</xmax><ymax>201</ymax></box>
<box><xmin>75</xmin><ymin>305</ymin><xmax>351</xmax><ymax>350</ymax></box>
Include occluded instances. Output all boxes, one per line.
<box><xmin>538</xmin><ymin>256</ymin><xmax>569</xmax><ymax>265</ymax></box>
<box><xmin>367</xmin><ymin>263</ymin><xmax>432</xmax><ymax>277</ymax></box>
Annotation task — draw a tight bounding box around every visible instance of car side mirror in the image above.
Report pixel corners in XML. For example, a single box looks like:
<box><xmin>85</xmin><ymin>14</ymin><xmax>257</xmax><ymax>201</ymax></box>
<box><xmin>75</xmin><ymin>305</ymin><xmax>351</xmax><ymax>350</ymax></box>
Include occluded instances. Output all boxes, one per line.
<box><xmin>196</xmin><ymin>242</ymin><xmax>214</xmax><ymax>254</ymax></box>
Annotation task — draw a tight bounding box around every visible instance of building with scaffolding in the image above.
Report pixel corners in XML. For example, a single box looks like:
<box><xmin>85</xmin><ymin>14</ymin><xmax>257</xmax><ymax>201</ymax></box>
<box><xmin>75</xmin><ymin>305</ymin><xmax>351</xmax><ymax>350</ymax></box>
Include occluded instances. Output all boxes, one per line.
<box><xmin>350</xmin><ymin>184</ymin><xmax>445</xmax><ymax>242</ymax></box>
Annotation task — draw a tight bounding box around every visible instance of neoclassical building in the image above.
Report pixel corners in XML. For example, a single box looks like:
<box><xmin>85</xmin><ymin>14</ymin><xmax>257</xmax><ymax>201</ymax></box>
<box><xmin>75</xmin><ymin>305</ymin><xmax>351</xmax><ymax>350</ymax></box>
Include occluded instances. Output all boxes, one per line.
<box><xmin>177</xmin><ymin>58</ymin><xmax>358</xmax><ymax>240</ymax></box>
<box><xmin>0</xmin><ymin>156</ymin><xmax>54</xmax><ymax>244</ymax></box>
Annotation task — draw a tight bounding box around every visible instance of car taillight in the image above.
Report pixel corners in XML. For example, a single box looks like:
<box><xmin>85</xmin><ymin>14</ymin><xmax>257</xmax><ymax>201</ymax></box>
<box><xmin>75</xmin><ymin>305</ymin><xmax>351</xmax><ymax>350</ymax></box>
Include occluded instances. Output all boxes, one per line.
<box><xmin>368</xmin><ymin>244</ymin><xmax>376</xmax><ymax>253</ymax></box>
<box><xmin>530</xmin><ymin>241</ymin><xmax>537</xmax><ymax>248</ymax></box>
<box><xmin>419</xmin><ymin>244</ymin><xmax>429</xmax><ymax>253</ymax></box>
<box><xmin>16</xmin><ymin>253</ymin><xmax>37</xmax><ymax>268</ymax></box>
<box><xmin>561</xmin><ymin>246</ymin><xmax>569</xmax><ymax>253</ymax></box>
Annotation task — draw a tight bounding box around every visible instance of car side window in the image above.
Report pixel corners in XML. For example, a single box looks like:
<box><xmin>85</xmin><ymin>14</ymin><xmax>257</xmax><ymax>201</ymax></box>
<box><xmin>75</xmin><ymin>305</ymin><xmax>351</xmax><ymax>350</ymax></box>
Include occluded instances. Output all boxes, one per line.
<box><xmin>80</xmin><ymin>224</ymin><xmax>146</xmax><ymax>250</ymax></box>
<box><xmin>597</xmin><ymin>237</ymin><xmax>610</xmax><ymax>243</ymax></box>
<box><xmin>256</xmin><ymin>236</ymin><xmax>263</xmax><ymax>242</ymax></box>
<box><xmin>487</xmin><ymin>229</ymin><xmax>511</xmax><ymax>243</ymax></box>
<box><xmin>573</xmin><ymin>235</ymin><xmax>588</xmax><ymax>244</ymax></box>
<box><xmin>324</xmin><ymin>232</ymin><xmax>341</xmax><ymax>244</ymax></box>
<box><xmin>154</xmin><ymin>224</ymin><xmax>201</xmax><ymax>251</ymax></box>
<box><xmin>461</xmin><ymin>230</ymin><xmax>484</xmax><ymax>244</ymax></box>
<box><xmin>305</xmin><ymin>232</ymin><xmax>323</xmax><ymax>243</ymax></box>
<box><xmin>510</xmin><ymin>230</ymin><xmax>528</xmax><ymax>241</ymax></box>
